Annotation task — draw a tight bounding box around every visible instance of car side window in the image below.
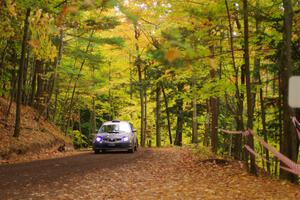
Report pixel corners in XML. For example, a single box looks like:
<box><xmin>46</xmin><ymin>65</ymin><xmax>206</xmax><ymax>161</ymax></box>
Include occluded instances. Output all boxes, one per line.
<box><xmin>130</xmin><ymin>123</ymin><xmax>134</xmax><ymax>132</ymax></box>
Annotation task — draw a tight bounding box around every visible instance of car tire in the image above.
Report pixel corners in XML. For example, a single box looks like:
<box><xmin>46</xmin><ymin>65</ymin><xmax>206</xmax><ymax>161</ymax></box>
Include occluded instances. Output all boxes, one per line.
<box><xmin>128</xmin><ymin>148</ymin><xmax>134</xmax><ymax>153</ymax></box>
<box><xmin>94</xmin><ymin>149</ymin><xmax>100</xmax><ymax>154</ymax></box>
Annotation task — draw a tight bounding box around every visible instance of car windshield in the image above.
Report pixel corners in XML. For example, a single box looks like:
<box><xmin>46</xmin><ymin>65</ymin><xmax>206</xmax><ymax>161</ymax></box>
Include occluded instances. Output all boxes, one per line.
<box><xmin>98</xmin><ymin>123</ymin><xmax>131</xmax><ymax>133</ymax></box>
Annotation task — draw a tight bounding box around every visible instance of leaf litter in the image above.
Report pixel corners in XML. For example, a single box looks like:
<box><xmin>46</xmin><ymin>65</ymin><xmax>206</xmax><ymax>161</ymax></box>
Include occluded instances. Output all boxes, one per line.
<box><xmin>18</xmin><ymin>147</ymin><xmax>300</xmax><ymax>200</ymax></box>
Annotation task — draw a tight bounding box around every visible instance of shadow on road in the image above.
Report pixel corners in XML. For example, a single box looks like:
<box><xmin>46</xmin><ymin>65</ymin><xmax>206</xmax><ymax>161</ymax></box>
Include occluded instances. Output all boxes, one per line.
<box><xmin>0</xmin><ymin>148</ymin><xmax>147</xmax><ymax>195</ymax></box>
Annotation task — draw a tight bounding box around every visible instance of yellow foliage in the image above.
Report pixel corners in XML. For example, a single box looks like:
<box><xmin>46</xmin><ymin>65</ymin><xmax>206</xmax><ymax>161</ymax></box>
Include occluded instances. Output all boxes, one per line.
<box><xmin>29</xmin><ymin>9</ymin><xmax>58</xmax><ymax>62</ymax></box>
<box><xmin>66</xmin><ymin>5</ymin><xmax>79</xmax><ymax>14</ymax></box>
<box><xmin>165</xmin><ymin>48</ymin><xmax>181</xmax><ymax>62</ymax></box>
<box><xmin>6</xmin><ymin>0</ymin><xmax>17</xmax><ymax>17</ymax></box>
<box><xmin>28</xmin><ymin>40</ymin><xmax>40</xmax><ymax>49</ymax></box>
<box><xmin>184</xmin><ymin>84</ymin><xmax>190</xmax><ymax>92</ymax></box>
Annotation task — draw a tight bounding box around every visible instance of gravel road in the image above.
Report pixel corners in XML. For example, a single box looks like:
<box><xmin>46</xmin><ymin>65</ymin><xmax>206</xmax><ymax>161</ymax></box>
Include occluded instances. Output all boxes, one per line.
<box><xmin>0</xmin><ymin>148</ymin><xmax>299</xmax><ymax>200</ymax></box>
<box><xmin>0</xmin><ymin>149</ymin><xmax>147</xmax><ymax>200</ymax></box>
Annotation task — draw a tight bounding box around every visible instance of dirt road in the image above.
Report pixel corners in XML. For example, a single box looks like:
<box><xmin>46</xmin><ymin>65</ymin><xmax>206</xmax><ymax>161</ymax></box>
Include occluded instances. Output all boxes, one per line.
<box><xmin>0</xmin><ymin>148</ymin><xmax>299</xmax><ymax>200</ymax></box>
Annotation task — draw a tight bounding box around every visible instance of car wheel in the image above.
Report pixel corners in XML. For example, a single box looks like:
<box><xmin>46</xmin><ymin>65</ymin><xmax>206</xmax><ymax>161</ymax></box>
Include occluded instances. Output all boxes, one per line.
<box><xmin>94</xmin><ymin>149</ymin><xmax>100</xmax><ymax>154</ymax></box>
<box><xmin>101</xmin><ymin>149</ymin><xmax>106</xmax><ymax>153</ymax></box>
<box><xmin>128</xmin><ymin>148</ymin><xmax>134</xmax><ymax>153</ymax></box>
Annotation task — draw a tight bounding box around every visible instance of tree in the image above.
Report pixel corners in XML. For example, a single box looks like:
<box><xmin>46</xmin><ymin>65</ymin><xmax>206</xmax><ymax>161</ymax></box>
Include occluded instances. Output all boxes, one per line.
<box><xmin>279</xmin><ymin>0</ymin><xmax>298</xmax><ymax>183</ymax></box>
<box><xmin>14</xmin><ymin>8</ymin><xmax>30</xmax><ymax>138</ymax></box>
<box><xmin>155</xmin><ymin>82</ymin><xmax>161</xmax><ymax>147</ymax></box>
<box><xmin>243</xmin><ymin>0</ymin><xmax>257</xmax><ymax>175</ymax></box>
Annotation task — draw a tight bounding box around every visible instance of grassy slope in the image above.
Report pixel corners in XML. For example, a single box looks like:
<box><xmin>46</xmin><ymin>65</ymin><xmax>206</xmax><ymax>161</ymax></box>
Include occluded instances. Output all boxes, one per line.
<box><xmin>0</xmin><ymin>98</ymin><xmax>73</xmax><ymax>160</ymax></box>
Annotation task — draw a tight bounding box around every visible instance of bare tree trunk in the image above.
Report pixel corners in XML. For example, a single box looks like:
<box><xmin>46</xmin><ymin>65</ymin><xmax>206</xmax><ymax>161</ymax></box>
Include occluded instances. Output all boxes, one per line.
<box><xmin>129</xmin><ymin>54</ymin><xmax>133</xmax><ymax>119</ymax></box>
<box><xmin>108</xmin><ymin>61</ymin><xmax>114</xmax><ymax>120</ymax></box>
<box><xmin>161</xmin><ymin>84</ymin><xmax>172</xmax><ymax>144</ymax></box>
<box><xmin>29</xmin><ymin>58</ymin><xmax>37</xmax><ymax>106</ymax></box>
<box><xmin>225</xmin><ymin>0</ymin><xmax>244</xmax><ymax>160</ymax></box>
<box><xmin>259</xmin><ymin>75</ymin><xmax>271</xmax><ymax>174</ymax></box>
<box><xmin>137</xmin><ymin>59</ymin><xmax>145</xmax><ymax>147</ymax></box>
<box><xmin>279</xmin><ymin>0</ymin><xmax>298</xmax><ymax>183</ymax></box>
<box><xmin>134</xmin><ymin>25</ymin><xmax>146</xmax><ymax>147</ymax></box>
<box><xmin>91</xmin><ymin>59</ymin><xmax>96</xmax><ymax>136</ymax></box>
<box><xmin>278</xmin><ymin>73</ymin><xmax>283</xmax><ymax>177</ymax></box>
<box><xmin>34</xmin><ymin>59</ymin><xmax>44</xmax><ymax>112</ymax></box>
<box><xmin>204</xmin><ymin>100</ymin><xmax>210</xmax><ymax>147</ymax></box>
<box><xmin>192</xmin><ymin>96</ymin><xmax>198</xmax><ymax>144</ymax></box>
<box><xmin>144</xmin><ymin>82</ymin><xmax>148</xmax><ymax>143</ymax></box>
<box><xmin>209</xmin><ymin>46</ymin><xmax>219</xmax><ymax>153</ymax></box>
<box><xmin>22</xmin><ymin>46</ymin><xmax>30</xmax><ymax>104</ymax></box>
<box><xmin>254</xmin><ymin>0</ymin><xmax>271</xmax><ymax>174</ymax></box>
<box><xmin>78</xmin><ymin>109</ymin><xmax>82</xmax><ymax>133</ymax></box>
<box><xmin>52</xmin><ymin>86</ymin><xmax>59</xmax><ymax>121</ymax></box>
<box><xmin>14</xmin><ymin>8</ymin><xmax>30</xmax><ymax>137</ymax></box>
<box><xmin>192</xmin><ymin>74</ymin><xmax>198</xmax><ymax>144</ymax></box>
<box><xmin>91</xmin><ymin>97</ymin><xmax>96</xmax><ymax>134</ymax></box>
<box><xmin>156</xmin><ymin>83</ymin><xmax>161</xmax><ymax>147</ymax></box>
<box><xmin>210</xmin><ymin>96</ymin><xmax>219</xmax><ymax>153</ymax></box>
<box><xmin>243</xmin><ymin>0</ymin><xmax>257</xmax><ymax>175</ymax></box>
<box><xmin>174</xmin><ymin>83</ymin><xmax>184</xmax><ymax>146</ymax></box>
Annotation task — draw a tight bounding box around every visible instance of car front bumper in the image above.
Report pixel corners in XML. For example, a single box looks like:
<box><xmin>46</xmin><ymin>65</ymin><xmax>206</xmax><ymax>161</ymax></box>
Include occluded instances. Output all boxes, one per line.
<box><xmin>93</xmin><ymin>142</ymin><xmax>133</xmax><ymax>150</ymax></box>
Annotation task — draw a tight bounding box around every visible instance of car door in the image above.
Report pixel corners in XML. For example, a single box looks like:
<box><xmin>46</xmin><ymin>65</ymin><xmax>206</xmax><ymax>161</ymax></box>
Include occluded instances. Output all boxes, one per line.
<box><xmin>130</xmin><ymin>123</ymin><xmax>137</xmax><ymax>144</ymax></box>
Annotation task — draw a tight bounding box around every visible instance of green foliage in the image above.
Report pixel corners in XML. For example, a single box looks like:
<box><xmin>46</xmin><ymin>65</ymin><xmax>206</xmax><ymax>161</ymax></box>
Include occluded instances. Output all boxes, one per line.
<box><xmin>82</xmin><ymin>36</ymin><xmax>124</xmax><ymax>47</ymax></box>
<box><xmin>1</xmin><ymin>1</ymin><xmax>300</xmax><ymax>181</ymax></box>
<box><xmin>68</xmin><ymin>130</ymin><xmax>88</xmax><ymax>149</ymax></box>
<box><xmin>85</xmin><ymin>16</ymin><xmax>121</xmax><ymax>30</ymax></box>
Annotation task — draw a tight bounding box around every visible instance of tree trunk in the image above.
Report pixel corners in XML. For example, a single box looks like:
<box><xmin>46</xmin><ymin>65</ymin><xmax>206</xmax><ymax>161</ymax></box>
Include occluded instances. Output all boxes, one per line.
<box><xmin>22</xmin><ymin>46</ymin><xmax>30</xmax><ymax>104</ymax></box>
<box><xmin>14</xmin><ymin>8</ymin><xmax>30</xmax><ymax>137</ymax></box>
<box><xmin>192</xmin><ymin>74</ymin><xmax>198</xmax><ymax>144</ymax></box>
<box><xmin>174</xmin><ymin>83</ymin><xmax>184</xmax><ymax>146</ymax></box>
<box><xmin>5</xmin><ymin>63</ymin><xmax>17</xmax><ymax>122</ymax></box>
<box><xmin>39</xmin><ymin>29</ymin><xmax>64</xmax><ymax>120</ymax></box>
<box><xmin>243</xmin><ymin>0</ymin><xmax>257</xmax><ymax>175</ymax></box>
<box><xmin>34</xmin><ymin>59</ymin><xmax>44</xmax><ymax>112</ymax></box>
<box><xmin>210</xmin><ymin>96</ymin><xmax>218</xmax><ymax>153</ymax></box>
<box><xmin>108</xmin><ymin>61</ymin><xmax>114</xmax><ymax>120</ymax></box>
<box><xmin>279</xmin><ymin>0</ymin><xmax>298</xmax><ymax>183</ymax></box>
<box><xmin>209</xmin><ymin>46</ymin><xmax>219</xmax><ymax>154</ymax></box>
<box><xmin>129</xmin><ymin>54</ymin><xmax>133</xmax><ymax>119</ymax></box>
<box><xmin>161</xmin><ymin>84</ymin><xmax>172</xmax><ymax>144</ymax></box>
<box><xmin>254</xmin><ymin>0</ymin><xmax>271</xmax><ymax>174</ymax></box>
<box><xmin>137</xmin><ymin>59</ymin><xmax>145</xmax><ymax>147</ymax></box>
<box><xmin>65</xmin><ymin>30</ymin><xmax>94</xmax><ymax>132</ymax></box>
<box><xmin>144</xmin><ymin>80</ymin><xmax>148</xmax><ymax>143</ymax></box>
<box><xmin>29</xmin><ymin>58</ymin><xmax>37</xmax><ymax>106</ymax></box>
<box><xmin>156</xmin><ymin>83</ymin><xmax>161</xmax><ymax>147</ymax></box>
<box><xmin>278</xmin><ymin>73</ymin><xmax>283</xmax><ymax>177</ymax></box>
<box><xmin>204</xmin><ymin>100</ymin><xmax>210</xmax><ymax>147</ymax></box>
<box><xmin>259</xmin><ymin>74</ymin><xmax>271</xmax><ymax>174</ymax></box>
<box><xmin>52</xmin><ymin>86</ymin><xmax>59</xmax><ymax>121</ymax></box>
<box><xmin>225</xmin><ymin>0</ymin><xmax>244</xmax><ymax>160</ymax></box>
<box><xmin>134</xmin><ymin>25</ymin><xmax>146</xmax><ymax>147</ymax></box>
<box><xmin>91</xmin><ymin>97</ymin><xmax>96</xmax><ymax>134</ymax></box>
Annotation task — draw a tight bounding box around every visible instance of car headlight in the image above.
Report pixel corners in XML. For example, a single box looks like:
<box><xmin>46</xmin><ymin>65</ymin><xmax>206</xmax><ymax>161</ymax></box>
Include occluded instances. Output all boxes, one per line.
<box><xmin>95</xmin><ymin>136</ymin><xmax>103</xmax><ymax>142</ymax></box>
<box><xmin>122</xmin><ymin>136</ymin><xmax>129</xmax><ymax>142</ymax></box>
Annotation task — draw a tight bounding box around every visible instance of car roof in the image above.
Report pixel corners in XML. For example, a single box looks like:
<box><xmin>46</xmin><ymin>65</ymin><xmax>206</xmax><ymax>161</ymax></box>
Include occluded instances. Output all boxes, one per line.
<box><xmin>102</xmin><ymin>120</ymin><xmax>130</xmax><ymax>125</ymax></box>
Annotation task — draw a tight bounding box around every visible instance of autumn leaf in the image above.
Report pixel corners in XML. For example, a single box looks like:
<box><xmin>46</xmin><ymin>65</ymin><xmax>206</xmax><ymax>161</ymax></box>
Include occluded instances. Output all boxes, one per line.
<box><xmin>28</xmin><ymin>40</ymin><xmax>40</xmax><ymax>49</ymax></box>
<box><xmin>165</xmin><ymin>48</ymin><xmax>181</xmax><ymax>62</ymax></box>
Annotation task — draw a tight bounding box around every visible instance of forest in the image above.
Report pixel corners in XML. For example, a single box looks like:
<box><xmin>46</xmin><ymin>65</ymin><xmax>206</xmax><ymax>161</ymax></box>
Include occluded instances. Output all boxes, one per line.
<box><xmin>0</xmin><ymin>0</ymin><xmax>299</xmax><ymax>184</ymax></box>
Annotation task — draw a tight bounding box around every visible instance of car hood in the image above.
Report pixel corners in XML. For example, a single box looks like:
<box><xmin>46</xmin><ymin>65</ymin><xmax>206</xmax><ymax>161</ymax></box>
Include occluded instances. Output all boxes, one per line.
<box><xmin>96</xmin><ymin>132</ymin><xmax>130</xmax><ymax>139</ymax></box>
